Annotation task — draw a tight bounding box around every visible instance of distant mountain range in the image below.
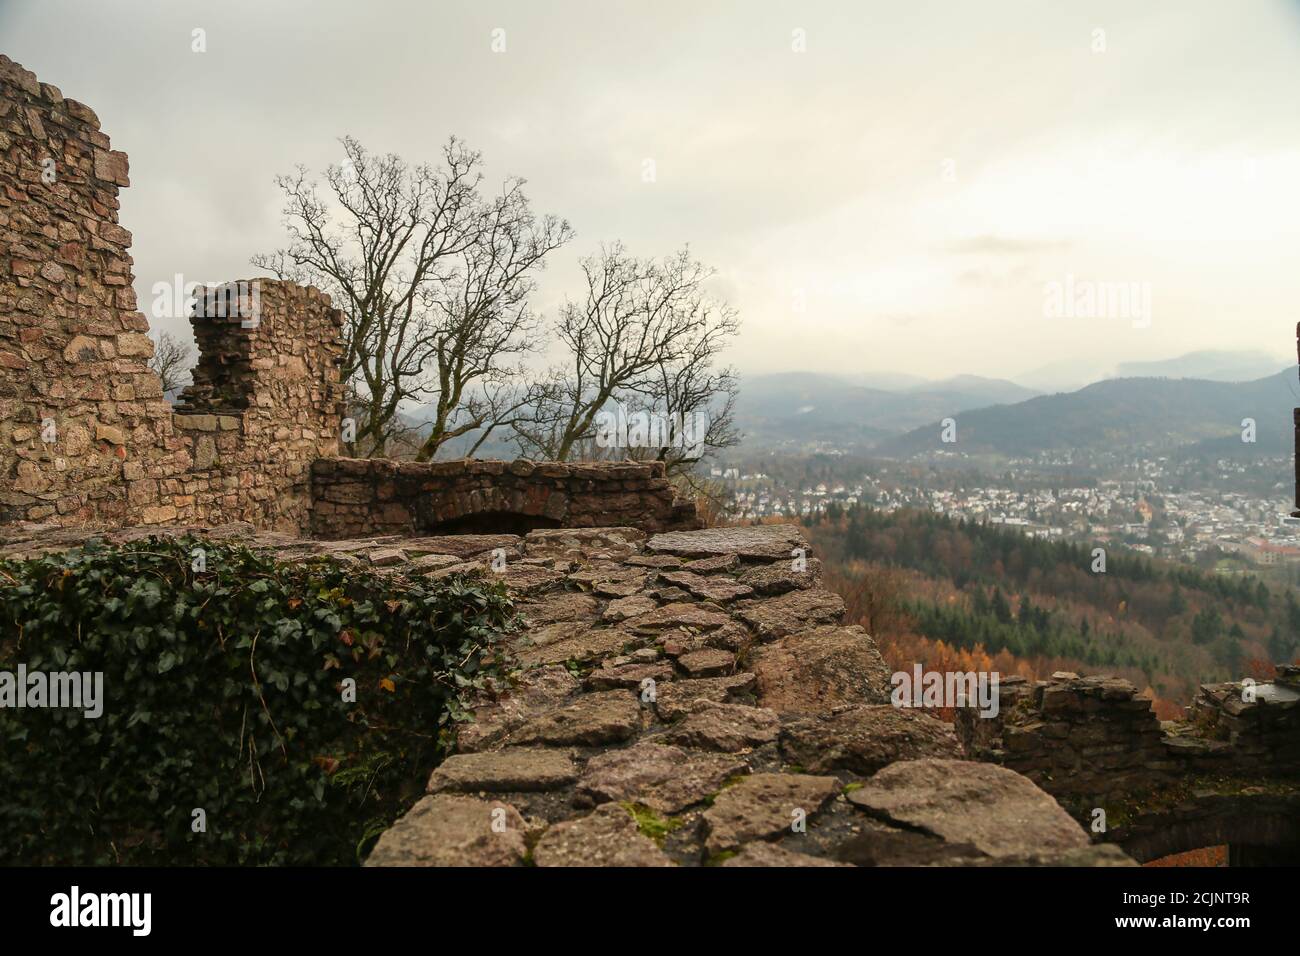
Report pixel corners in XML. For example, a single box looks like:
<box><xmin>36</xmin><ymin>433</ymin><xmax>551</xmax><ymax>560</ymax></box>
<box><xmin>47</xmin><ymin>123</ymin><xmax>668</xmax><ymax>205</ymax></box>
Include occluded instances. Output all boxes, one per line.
<box><xmin>735</xmin><ymin>350</ymin><xmax>1298</xmax><ymax>458</ymax></box>
<box><xmin>732</xmin><ymin>372</ymin><xmax>1041</xmax><ymax>450</ymax></box>
<box><xmin>1109</xmin><ymin>350</ymin><xmax>1289</xmax><ymax>384</ymax></box>
<box><xmin>874</xmin><ymin>370</ymin><xmax>1296</xmax><ymax>458</ymax></box>
<box><xmin>381</xmin><ymin>349</ymin><xmax>1296</xmax><ymax>461</ymax></box>
<box><xmin>1014</xmin><ymin>349</ymin><xmax>1289</xmax><ymax>394</ymax></box>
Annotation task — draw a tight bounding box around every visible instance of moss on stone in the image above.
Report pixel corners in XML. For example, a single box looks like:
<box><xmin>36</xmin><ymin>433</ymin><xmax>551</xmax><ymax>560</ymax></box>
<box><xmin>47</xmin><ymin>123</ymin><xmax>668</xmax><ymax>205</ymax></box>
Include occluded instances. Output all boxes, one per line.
<box><xmin>620</xmin><ymin>802</ymin><xmax>683</xmax><ymax>845</ymax></box>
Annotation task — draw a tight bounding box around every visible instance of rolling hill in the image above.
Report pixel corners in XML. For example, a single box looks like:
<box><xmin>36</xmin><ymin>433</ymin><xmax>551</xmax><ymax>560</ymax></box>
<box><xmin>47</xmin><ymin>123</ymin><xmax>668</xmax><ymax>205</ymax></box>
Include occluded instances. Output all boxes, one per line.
<box><xmin>873</xmin><ymin>370</ymin><xmax>1297</xmax><ymax>458</ymax></box>
<box><xmin>1111</xmin><ymin>350</ymin><xmax>1289</xmax><ymax>383</ymax></box>
<box><xmin>734</xmin><ymin>371</ymin><xmax>1040</xmax><ymax>450</ymax></box>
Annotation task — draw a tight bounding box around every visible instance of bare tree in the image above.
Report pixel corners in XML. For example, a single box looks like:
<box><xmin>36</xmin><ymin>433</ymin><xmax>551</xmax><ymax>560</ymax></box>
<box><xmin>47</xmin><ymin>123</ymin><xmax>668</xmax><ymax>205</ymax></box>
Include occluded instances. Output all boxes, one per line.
<box><xmin>148</xmin><ymin>331</ymin><xmax>194</xmax><ymax>397</ymax></box>
<box><xmin>511</xmin><ymin>243</ymin><xmax>740</xmax><ymax>472</ymax></box>
<box><xmin>253</xmin><ymin>136</ymin><xmax>571</xmax><ymax>458</ymax></box>
<box><xmin>636</xmin><ymin>328</ymin><xmax>742</xmax><ymax>478</ymax></box>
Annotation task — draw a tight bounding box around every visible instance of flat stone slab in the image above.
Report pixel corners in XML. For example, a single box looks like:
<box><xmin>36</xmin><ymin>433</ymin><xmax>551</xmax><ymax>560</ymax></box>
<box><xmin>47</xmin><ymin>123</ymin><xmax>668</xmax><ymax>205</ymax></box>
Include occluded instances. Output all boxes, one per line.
<box><xmin>593</xmin><ymin>577</ymin><xmax>648</xmax><ymax>598</ymax></box>
<box><xmin>423</xmin><ymin>561</ymin><xmax>487</xmax><ymax>581</ymax></box>
<box><xmin>602</xmin><ymin>594</ymin><xmax>658</xmax><ymax>622</ymax></box>
<box><xmin>427</xmin><ymin>748</ymin><xmax>579</xmax><ymax>793</ymax></box>
<box><xmin>398</xmin><ymin>534</ymin><xmax>522</xmax><ymax>559</ymax></box>
<box><xmin>516</xmin><ymin>592</ymin><xmax>600</xmax><ymax>624</ymax></box>
<box><xmin>409</xmin><ymin>552</ymin><xmax>463</xmax><ymax>573</ymax></box>
<box><xmin>749</xmin><ymin>625</ymin><xmax>892</xmax><ymax>713</ymax></box>
<box><xmin>457</xmin><ymin>666</ymin><xmax>581</xmax><ymax>753</ymax></box>
<box><xmin>533</xmin><ymin>803</ymin><xmax>674</xmax><ymax>867</ymax></box>
<box><xmin>703</xmin><ymin>772</ymin><xmax>841</xmax><ymax>854</ymax></box>
<box><xmin>654</xmin><ymin>673</ymin><xmax>756</xmax><ymax>720</ymax></box>
<box><xmin>647</xmin><ymin>525</ymin><xmax>807</xmax><ymax>561</ymax></box>
<box><xmin>698</xmin><ymin>621</ymin><xmax>752</xmax><ymax>652</ymax></box>
<box><xmin>658</xmin><ymin>570</ymin><xmax>754</xmax><ymax>603</ymax></box>
<box><xmin>846</xmin><ymin>759</ymin><xmax>1092</xmax><ymax>859</ymax></box>
<box><xmin>682</xmin><ymin>553</ymin><xmax>741</xmax><ymax>573</ymax></box>
<box><xmin>625</xmin><ymin>554</ymin><xmax>684</xmax><ymax>569</ymax></box>
<box><xmin>494</xmin><ymin>563</ymin><xmax>567</xmax><ymax>594</ymax></box>
<box><xmin>568</xmin><ymin>563</ymin><xmax>647</xmax><ymax>588</ymax></box>
<box><xmin>676</xmin><ymin>647</ymin><xmax>736</xmax><ymax>677</ymax></box>
<box><xmin>524</xmin><ymin>527</ymin><xmax>646</xmax><ymax>561</ymax></box>
<box><xmin>780</xmin><ymin>705</ymin><xmax>962</xmax><ymax>774</ymax></box>
<box><xmin>509</xmin><ymin>690</ymin><xmax>643</xmax><ymax>746</ymax></box>
<box><xmin>738</xmin><ymin>559</ymin><xmax>820</xmax><ymax>595</ymax></box>
<box><xmin>625</xmin><ymin>601</ymin><xmax>733</xmax><ymax>632</ymax></box>
<box><xmin>365</xmin><ymin>794</ymin><xmax>526</xmax><ymax>866</ymax></box>
<box><xmin>735</xmin><ymin>588</ymin><xmax>846</xmax><ymax>639</ymax></box>
<box><xmin>720</xmin><ymin>842</ymin><xmax>850</xmax><ymax>867</ymax></box>
<box><xmin>665</xmin><ymin>700</ymin><xmax>780</xmax><ymax>752</ymax></box>
<box><xmin>584</xmin><ymin>660</ymin><xmax>675</xmax><ymax>691</ymax></box>
<box><xmin>578</xmin><ymin>741</ymin><xmax>747</xmax><ymax>813</ymax></box>
<box><xmin>514</xmin><ymin>622</ymin><xmax>636</xmax><ymax>666</ymax></box>
<box><xmin>1161</xmin><ymin>735</ymin><xmax>1232</xmax><ymax>756</ymax></box>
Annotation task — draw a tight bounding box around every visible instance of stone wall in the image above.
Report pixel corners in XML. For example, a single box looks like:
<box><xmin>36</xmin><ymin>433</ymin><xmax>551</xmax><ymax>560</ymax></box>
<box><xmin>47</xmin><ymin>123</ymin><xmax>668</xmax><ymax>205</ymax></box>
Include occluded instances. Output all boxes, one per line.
<box><xmin>310</xmin><ymin>457</ymin><xmax>701</xmax><ymax>539</ymax></box>
<box><xmin>159</xmin><ymin>280</ymin><xmax>346</xmax><ymax>532</ymax></box>
<box><xmin>1171</xmin><ymin>665</ymin><xmax>1300</xmax><ymax>773</ymax></box>
<box><xmin>1</xmin><ymin>54</ymin><xmax>345</xmax><ymax>533</ymax></box>
<box><xmin>1</xmin><ymin>54</ymin><xmax>151</xmax><ymax>527</ymax></box>
<box><xmin>955</xmin><ymin>673</ymin><xmax>1174</xmax><ymax>799</ymax></box>
<box><xmin>2</xmin><ymin>54</ymin><xmax>697</xmax><ymax>539</ymax></box>
<box><xmin>957</xmin><ymin>666</ymin><xmax>1300</xmax><ymax>800</ymax></box>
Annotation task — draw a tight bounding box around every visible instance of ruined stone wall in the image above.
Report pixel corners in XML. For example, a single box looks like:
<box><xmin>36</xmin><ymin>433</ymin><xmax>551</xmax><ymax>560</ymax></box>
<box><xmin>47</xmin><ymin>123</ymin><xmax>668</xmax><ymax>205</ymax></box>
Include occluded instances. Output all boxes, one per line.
<box><xmin>1</xmin><ymin>54</ymin><xmax>155</xmax><ymax>526</ymax></box>
<box><xmin>310</xmin><ymin>457</ymin><xmax>701</xmax><ymax>539</ymax></box>
<box><xmin>1</xmin><ymin>55</ymin><xmax>343</xmax><ymax>534</ymax></box>
<box><xmin>156</xmin><ymin>280</ymin><xmax>346</xmax><ymax>532</ymax></box>
<box><xmin>2</xmin><ymin>54</ymin><xmax>705</xmax><ymax>539</ymax></box>
<box><xmin>1173</xmin><ymin>665</ymin><xmax>1300</xmax><ymax>773</ymax></box>
<box><xmin>957</xmin><ymin>666</ymin><xmax>1300</xmax><ymax>800</ymax></box>
<box><xmin>2</xmin><ymin>54</ymin><xmax>697</xmax><ymax>539</ymax></box>
<box><xmin>956</xmin><ymin>673</ymin><xmax>1174</xmax><ymax>799</ymax></box>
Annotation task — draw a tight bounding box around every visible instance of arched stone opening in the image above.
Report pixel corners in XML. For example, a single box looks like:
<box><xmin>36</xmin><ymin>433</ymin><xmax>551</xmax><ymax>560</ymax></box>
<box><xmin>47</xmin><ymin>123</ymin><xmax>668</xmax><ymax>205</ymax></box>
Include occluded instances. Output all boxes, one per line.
<box><xmin>1110</xmin><ymin>794</ymin><xmax>1300</xmax><ymax>865</ymax></box>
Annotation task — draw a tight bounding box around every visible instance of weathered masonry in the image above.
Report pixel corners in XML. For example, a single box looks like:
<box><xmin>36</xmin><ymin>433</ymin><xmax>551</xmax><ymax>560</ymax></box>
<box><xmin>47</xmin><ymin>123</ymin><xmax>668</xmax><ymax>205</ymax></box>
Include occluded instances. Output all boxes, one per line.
<box><xmin>957</xmin><ymin>668</ymin><xmax>1300</xmax><ymax>863</ymax></box>
<box><xmin>310</xmin><ymin>457</ymin><xmax>700</xmax><ymax>538</ymax></box>
<box><xmin>0</xmin><ymin>55</ymin><xmax>344</xmax><ymax>532</ymax></box>
<box><xmin>0</xmin><ymin>54</ymin><xmax>697</xmax><ymax>537</ymax></box>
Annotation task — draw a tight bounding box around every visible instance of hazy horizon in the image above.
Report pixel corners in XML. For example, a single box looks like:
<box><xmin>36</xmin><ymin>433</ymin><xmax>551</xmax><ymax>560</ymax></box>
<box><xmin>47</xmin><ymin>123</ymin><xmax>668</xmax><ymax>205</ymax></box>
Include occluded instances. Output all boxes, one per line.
<box><xmin>5</xmin><ymin>0</ymin><xmax>1300</xmax><ymax>384</ymax></box>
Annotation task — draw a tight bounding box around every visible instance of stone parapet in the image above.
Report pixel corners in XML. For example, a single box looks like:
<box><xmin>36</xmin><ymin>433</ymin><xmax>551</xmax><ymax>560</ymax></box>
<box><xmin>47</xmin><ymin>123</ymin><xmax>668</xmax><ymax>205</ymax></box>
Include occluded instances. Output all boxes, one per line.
<box><xmin>957</xmin><ymin>666</ymin><xmax>1300</xmax><ymax>802</ymax></box>
<box><xmin>956</xmin><ymin>673</ymin><xmax>1172</xmax><ymax>799</ymax></box>
<box><xmin>309</xmin><ymin>456</ymin><xmax>700</xmax><ymax>538</ymax></box>
<box><xmin>1169</xmin><ymin>665</ymin><xmax>1300</xmax><ymax>774</ymax></box>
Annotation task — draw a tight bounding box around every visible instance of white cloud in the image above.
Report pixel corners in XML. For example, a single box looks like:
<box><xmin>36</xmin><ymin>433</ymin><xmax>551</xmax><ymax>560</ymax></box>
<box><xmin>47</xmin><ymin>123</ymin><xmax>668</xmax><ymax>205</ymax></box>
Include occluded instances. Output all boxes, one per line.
<box><xmin>4</xmin><ymin>0</ymin><xmax>1298</xmax><ymax>382</ymax></box>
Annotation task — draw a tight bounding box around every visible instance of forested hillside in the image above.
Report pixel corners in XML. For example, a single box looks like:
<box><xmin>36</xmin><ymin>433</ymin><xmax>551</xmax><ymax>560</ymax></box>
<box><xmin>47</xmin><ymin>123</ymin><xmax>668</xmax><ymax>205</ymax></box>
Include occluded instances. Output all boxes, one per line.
<box><xmin>803</xmin><ymin>505</ymin><xmax>1300</xmax><ymax>714</ymax></box>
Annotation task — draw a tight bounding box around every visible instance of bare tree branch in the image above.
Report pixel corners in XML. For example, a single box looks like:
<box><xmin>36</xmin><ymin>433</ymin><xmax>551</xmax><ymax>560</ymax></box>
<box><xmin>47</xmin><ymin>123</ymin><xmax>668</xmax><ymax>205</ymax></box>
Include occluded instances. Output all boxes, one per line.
<box><xmin>511</xmin><ymin>243</ymin><xmax>740</xmax><ymax>475</ymax></box>
<box><xmin>148</xmin><ymin>331</ymin><xmax>195</xmax><ymax>397</ymax></box>
<box><xmin>252</xmin><ymin>136</ymin><xmax>572</xmax><ymax>458</ymax></box>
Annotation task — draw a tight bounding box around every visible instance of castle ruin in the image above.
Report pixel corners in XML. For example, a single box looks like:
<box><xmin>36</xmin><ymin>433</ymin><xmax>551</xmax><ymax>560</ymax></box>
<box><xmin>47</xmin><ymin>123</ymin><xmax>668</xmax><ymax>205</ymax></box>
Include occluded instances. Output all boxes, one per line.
<box><xmin>0</xmin><ymin>54</ymin><xmax>696</xmax><ymax>539</ymax></box>
<box><xmin>2</xmin><ymin>54</ymin><xmax>1297</xmax><ymax>867</ymax></box>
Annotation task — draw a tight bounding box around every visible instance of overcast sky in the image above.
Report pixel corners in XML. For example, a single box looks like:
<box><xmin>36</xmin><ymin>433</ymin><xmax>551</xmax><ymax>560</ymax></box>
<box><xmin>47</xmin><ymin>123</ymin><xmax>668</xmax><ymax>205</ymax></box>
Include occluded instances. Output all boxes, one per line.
<box><xmin>5</xmin><ymin>0</ymin><xmax>1300</xmax><ymax>385</ymax></box>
